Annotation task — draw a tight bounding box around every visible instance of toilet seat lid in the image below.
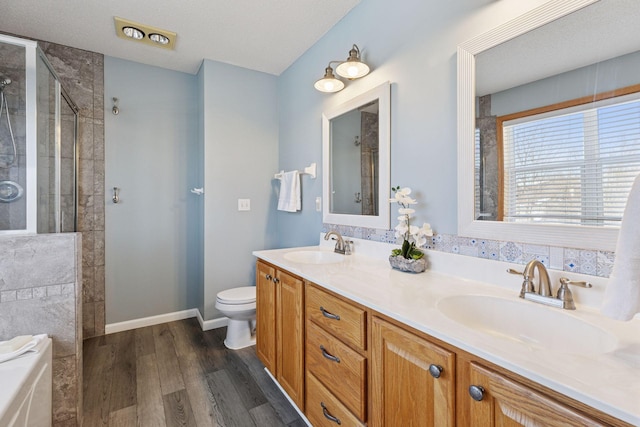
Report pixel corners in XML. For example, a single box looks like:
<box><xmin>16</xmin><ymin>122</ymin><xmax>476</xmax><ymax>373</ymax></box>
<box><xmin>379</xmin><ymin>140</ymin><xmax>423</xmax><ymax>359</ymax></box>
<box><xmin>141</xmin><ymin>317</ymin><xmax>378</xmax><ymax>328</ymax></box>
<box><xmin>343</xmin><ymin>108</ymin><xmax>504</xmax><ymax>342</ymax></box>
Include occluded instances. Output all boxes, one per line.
<box><xmin>217</xmin><ymin>286</ymin><xmax>256</xmax><ymax>304</ymax></box>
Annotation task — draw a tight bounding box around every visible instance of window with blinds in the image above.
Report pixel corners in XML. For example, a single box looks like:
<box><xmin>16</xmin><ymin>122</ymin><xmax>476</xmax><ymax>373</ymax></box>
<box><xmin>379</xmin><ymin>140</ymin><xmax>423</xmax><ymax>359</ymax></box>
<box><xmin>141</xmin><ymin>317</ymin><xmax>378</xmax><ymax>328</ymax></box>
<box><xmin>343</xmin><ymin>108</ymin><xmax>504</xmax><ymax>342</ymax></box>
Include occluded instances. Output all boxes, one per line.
<box><xmin>501</xmin><ymin>91</ymin><xmax>640</xmax><ymax>226</ymax></box>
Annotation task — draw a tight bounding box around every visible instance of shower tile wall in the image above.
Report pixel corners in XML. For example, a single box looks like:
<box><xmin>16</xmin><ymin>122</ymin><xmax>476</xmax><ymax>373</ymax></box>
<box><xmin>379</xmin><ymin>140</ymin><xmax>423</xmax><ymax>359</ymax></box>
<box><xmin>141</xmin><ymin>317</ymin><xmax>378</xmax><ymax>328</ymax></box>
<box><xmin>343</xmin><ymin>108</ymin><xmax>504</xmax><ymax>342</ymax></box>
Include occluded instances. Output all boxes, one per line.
<box><xmin>0</xmin><ymin>233</ymin><xmax>83</xmax><ymax>426</ymax></box>
<box><xmin>38</xmin><ymin>41</ymin><xmax>105</xmax><ymax>338</ymax></box>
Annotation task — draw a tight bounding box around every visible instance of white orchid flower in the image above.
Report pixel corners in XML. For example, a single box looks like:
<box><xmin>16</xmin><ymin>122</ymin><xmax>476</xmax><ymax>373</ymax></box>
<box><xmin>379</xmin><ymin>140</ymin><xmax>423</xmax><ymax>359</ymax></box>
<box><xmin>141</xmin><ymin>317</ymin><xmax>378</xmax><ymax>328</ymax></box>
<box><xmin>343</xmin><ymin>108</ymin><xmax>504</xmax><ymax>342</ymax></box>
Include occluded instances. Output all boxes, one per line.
<box><xmin>398</xmin><ymin>187</ymin><xmax>412</xmax><ymax>196</ymax></box>
<box><xmin>399</xmin><ymin>196</ymin><xmax>417</xmax><ymax>206</ymax></box>
<box><xmin>398</xmin><ymin>208</ymin><xmax>415</xmax><ymax>215</ymax></box>
<box><xmin>417</xmin><ymin>223</ymin><xmax>433</xmax><ymax>237</ymax></box>
<box><xmin>414</xmin><ymin>234</ymin><xmax>428</xmax><ymax>247</ymax></box>
<box><xmin>395</xmin><ymin>222</ymin><xmax>408</xmax><ymax>234</ymax></box>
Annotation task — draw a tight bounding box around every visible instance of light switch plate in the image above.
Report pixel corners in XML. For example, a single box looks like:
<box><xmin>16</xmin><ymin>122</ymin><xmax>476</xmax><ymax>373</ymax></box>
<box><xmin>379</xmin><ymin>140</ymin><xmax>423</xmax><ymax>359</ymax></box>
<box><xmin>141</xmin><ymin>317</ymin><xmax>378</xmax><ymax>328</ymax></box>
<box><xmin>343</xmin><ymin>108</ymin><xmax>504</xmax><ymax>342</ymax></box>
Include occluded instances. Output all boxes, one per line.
<box><xmin>316</xmin><ymin>196</ymin><xmax>322</xmax><ymax>212</ymax></box>
<box><xmin>238</xmin><ymin>198</ymin><xmax>250</xmax><ymax>211</ymax></box>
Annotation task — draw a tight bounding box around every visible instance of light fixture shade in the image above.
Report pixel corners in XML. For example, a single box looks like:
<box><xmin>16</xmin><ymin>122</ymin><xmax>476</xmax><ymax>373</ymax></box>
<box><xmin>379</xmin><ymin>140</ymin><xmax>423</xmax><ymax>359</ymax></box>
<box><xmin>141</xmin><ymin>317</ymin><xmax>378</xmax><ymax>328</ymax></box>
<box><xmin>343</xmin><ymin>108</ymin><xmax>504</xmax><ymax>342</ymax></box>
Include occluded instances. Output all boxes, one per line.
<box><xmin>335</xmin><ymin>45</ymin><xmax>370</xmax><ymax>79</ymax></box>
<box><xmin>314</xmin><ymin>66</ymin><xmax>345</xmax><ymax>93</ymax></box>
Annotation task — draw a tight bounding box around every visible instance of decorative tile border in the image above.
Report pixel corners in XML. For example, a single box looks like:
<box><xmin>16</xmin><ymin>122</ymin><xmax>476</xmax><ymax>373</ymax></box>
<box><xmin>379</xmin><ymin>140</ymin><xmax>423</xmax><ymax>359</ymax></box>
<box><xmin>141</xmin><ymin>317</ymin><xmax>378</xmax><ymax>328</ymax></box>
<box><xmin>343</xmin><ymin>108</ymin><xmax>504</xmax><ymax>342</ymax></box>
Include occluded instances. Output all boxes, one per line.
<box><xmin>0</xmin><ymin>283</ymin><xmax>75</xmax><ymax>303</ymax></box>
<box><xmin>322</xmin><ymin>224</ymin><xmax>615</xmax><ymax>278</ymax></box>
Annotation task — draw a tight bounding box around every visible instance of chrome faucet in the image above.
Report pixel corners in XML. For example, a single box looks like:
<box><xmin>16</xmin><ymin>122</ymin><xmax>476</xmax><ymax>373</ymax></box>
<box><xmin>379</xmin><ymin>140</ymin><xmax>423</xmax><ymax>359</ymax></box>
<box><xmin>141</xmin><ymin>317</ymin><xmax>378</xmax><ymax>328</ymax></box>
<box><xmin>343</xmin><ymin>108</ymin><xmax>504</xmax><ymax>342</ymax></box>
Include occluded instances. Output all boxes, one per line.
<box><xmin>507</xmin><ymin>260</ymin><xmax>591</xmax><ymax>310</ymax></box>
<box><xmin>324</xmin><ymin>231</ymin><xmax>352</xmax><ymax>255</ymax></box>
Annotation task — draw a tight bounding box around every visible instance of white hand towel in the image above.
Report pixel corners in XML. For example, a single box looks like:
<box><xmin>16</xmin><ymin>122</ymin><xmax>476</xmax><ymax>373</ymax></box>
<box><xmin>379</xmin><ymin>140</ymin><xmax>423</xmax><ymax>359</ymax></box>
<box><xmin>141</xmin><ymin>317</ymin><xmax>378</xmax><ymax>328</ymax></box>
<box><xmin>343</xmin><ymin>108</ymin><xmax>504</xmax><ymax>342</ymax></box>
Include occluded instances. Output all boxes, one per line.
<box><xmin>602</xmin><ymin>173</ymin><xmax>640</xmax><ymax>321</ymax></box>
<box><xmin>0</xmin><ymin>334</ymin><xmax>48</xmax><ymax>363</ymax></box>
<box><xmin>277</xmin><ymin>170</ymin><xmax>301</xmax><ymax>212</ymax></box>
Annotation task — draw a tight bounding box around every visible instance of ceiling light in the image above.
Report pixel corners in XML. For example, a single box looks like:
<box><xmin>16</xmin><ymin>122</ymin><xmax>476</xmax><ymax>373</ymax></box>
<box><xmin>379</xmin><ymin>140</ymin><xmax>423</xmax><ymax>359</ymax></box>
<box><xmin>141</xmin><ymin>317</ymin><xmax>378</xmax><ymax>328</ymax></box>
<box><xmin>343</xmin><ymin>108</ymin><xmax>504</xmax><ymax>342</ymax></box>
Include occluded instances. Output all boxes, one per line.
<box><xmin>114</xmin><ymin>17</ymin><xmax>177</xmax><ymax>50</ymax></box>
<box><xmin>122</xmin><ymin>26</ymin><xmax>145</xmax><ymax>40</ymax></box>
<box><xmin>314</xmin><ymin>66</ymin><xmax>345</xmax><ymax>93</ymax></box>
<box><xmin>335</xmin><ymin>44</ymin><xmax>370</xmax><ymax>79</ymax></box>
<box><xmin>149</xmin><ymin>33</ymin><xmax>170</xmax><ymax>45</ymax></box>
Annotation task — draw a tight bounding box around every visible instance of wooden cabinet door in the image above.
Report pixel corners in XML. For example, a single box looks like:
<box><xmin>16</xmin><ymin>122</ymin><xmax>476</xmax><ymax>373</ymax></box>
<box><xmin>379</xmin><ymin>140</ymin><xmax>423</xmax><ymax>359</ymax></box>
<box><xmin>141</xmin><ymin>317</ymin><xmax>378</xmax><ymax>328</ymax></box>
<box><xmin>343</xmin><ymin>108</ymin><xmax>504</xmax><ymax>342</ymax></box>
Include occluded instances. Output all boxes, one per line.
<box><xmin>467</xmin><ymin>362</ymin><xmax>607</xmax><ymax>427</ymax></box>
<box><xmin>256</xmin><ymin>261</ymin><xmax>276</xmax><ymax>375</ymax></box>
<box><xmin>276</xmin><ymin>269</ymin><xmax>305</xmax><ymax>410</ymax></box>
<box><xmin>371</xmin><ymin>317</ymin><xmax>455</xmax><ymax>427</ymax></box>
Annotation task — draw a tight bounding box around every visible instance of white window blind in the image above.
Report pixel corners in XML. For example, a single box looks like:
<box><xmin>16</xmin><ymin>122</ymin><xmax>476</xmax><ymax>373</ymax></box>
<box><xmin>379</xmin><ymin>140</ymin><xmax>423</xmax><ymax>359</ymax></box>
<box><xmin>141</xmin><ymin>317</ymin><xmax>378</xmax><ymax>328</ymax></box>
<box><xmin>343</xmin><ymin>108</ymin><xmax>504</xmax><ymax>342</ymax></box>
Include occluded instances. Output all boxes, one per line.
<box><xmin>502</xmin><ymin>92</ymin><xmax>640</xmax><ymax>226</ymax></box>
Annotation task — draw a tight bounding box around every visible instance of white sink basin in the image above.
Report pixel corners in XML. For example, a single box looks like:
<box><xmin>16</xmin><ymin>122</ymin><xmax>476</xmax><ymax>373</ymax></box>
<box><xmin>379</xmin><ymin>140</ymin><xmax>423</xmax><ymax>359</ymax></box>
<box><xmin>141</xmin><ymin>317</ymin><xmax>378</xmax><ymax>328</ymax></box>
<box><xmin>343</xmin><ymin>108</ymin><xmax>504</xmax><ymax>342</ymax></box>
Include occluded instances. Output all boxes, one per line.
<box><xmin>437</xmin><ymin>295</ymin><xmax>617</xmax><ymax>355</ymax></box>
<box><xmin>283</xmin><ymin>250</ymin><xmax>344</xmax><ymax>264</ymax></box>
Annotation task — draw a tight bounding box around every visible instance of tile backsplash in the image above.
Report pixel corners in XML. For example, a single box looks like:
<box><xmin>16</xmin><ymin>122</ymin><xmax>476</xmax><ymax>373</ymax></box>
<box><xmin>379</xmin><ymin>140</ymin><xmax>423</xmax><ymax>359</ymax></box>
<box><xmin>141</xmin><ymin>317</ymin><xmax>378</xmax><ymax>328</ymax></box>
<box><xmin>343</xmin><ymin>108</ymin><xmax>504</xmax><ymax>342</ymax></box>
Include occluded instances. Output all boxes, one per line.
<box><xmin>322</xmin><ymin>224</ymin><xmax>615</xmax><ymax>278</ymax></box>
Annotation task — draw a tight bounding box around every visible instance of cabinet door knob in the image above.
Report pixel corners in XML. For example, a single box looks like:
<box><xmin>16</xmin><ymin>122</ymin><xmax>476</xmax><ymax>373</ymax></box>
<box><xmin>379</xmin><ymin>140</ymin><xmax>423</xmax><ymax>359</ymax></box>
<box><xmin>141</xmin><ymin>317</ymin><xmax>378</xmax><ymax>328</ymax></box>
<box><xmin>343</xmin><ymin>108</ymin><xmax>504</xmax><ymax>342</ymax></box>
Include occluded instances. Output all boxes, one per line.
<box><xmin>265</xmin><ymin>274</ymin><xmax>272</xmax><ymax>280</ymax></box>
<box><xmin>469</xmin><ymin>385</ymin><xmax>485</xmax><ymax>401</ymax></box>
<box><xmin>320</xmin><ymin>345</ymin><xmax>341</xmax><ymax>363</ymax></box>
<box><xmin>319</xmin><ymin>306</ymin><xmax>340</xmax><ymax>320</ymax></box>
<box><xmin>321</xmin><ymin>402</ymin><xmax>342</xmax><ymax>425</ymax></box>
<box><xmin>273</xmin><ymin>277</ymin><xmax>280</xmax><ymax>284</ymax></box>
<box><xmin>428</xmin><ymin>364</ymin><xmax>443</xmax><ymax>379</ymax></box>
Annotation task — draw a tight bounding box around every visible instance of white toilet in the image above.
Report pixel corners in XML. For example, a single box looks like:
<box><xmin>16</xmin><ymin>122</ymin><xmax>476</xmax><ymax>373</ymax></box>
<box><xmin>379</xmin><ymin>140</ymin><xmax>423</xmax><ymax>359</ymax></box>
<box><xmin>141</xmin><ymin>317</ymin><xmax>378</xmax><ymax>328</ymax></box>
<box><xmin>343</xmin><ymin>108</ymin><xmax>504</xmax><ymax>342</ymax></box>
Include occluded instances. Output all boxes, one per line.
<box><xmin>215</xmin><ymin>286</ymin><xmax>257</xmax><ymax>350</ymax></box>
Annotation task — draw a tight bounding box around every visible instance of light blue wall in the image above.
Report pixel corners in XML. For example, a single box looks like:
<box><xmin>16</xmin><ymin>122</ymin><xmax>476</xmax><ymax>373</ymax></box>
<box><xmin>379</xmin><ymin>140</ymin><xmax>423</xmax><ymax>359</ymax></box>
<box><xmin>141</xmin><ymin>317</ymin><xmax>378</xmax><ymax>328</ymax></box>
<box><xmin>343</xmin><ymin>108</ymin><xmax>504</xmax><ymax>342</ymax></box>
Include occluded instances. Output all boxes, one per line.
<box><xmin>103</xmin><ymin>0</ymin><xmax>558</xmax><ymax>323</ymax></box>
<box><xmin>199</xmin><ymin>59</ymin><xmax>278</xmax><ymax>320</ymax></box>
<box><xmin>104</xmin><ymin>56</ymin><xmax>201</xmax><ymax>323</ymax></box>
<box><xmin>276</xmin><ymin>0</ymin><xmax>549</xmax><ymax>247</ymax></box>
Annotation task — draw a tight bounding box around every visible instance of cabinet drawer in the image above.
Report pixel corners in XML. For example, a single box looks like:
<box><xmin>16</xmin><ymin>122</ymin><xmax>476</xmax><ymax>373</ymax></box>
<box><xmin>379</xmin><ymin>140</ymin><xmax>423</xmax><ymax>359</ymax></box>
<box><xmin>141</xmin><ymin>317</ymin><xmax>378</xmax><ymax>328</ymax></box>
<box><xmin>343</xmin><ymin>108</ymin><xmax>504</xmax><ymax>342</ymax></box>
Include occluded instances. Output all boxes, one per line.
<box><xmin>306</xmin><ymin>321</ymin><xmax>367</xmax><ymax>420</ymax></box>
<box><xmin>306</xmin><ymin>284</ymin><xmax>366</xmax><ymax>350</ymax></box>
<box><xmin>306</xmin><ymin>372</ymin><xmax>365</xmax><ymax>427</ymax></box>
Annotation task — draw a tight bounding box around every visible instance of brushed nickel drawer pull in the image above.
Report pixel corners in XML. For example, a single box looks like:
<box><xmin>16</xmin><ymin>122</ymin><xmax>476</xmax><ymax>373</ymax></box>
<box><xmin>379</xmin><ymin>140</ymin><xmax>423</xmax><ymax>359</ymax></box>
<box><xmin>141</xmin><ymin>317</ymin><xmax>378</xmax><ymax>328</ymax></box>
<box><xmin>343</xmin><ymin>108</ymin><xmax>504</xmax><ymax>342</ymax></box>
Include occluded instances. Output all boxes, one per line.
<box><xmin>321</xmin><ymin>402</ymin><xmax>341</xmax><ymax>425</ymax></box>
<box><xmin>319</xmin><ymin>306</ymin><xmax>340</xmax><ymax>320</ymax></box>
<box><xmin>320</xmin><ymin>345</ymin><xmax>340</xmax><ymax>363</ymax></box>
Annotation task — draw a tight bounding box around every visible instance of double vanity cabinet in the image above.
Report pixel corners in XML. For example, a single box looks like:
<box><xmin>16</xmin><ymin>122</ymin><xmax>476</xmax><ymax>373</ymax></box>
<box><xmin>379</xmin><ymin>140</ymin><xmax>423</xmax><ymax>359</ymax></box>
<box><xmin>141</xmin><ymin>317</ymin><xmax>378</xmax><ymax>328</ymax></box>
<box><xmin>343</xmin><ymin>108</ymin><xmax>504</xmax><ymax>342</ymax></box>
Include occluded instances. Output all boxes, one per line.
<box><xmin>254</xmin><ymin>256</ymin><xmax>634</xmax><ymax>427</ymax></box>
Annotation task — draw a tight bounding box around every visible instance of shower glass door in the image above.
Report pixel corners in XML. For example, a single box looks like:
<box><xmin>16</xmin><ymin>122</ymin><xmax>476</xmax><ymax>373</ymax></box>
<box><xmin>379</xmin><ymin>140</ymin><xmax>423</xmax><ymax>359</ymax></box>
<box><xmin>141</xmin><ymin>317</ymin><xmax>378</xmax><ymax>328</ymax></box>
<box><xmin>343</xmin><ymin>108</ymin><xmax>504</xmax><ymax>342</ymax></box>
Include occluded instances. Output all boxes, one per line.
<box><xmin>0</xmin><ymin>34</ymin><xmax>78</xmax><ymax>234</ymax></box>
<box><xmin>0</xmin><ymin>39</ymin><xmax>28</xmax><ymax>231</ymax></box>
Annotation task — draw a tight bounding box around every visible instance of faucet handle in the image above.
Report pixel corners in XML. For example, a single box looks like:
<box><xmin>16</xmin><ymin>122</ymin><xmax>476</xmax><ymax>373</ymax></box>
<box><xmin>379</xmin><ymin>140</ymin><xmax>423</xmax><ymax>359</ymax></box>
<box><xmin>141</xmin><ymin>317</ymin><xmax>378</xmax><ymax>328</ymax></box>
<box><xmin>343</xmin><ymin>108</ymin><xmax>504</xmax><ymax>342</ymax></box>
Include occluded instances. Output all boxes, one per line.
<box><xmin>559</xmin><ymin>277</ymin><xmax>592</xmax><ymax>288</ymax></box>
<box><xmin>506</xmin><ymin>268</ymin><xmax>534</xmax><ymax>298</ymax></box>
<box><xmin>556</xmin><ymin>278</ymin><xmax>592</xmax><ymax>310</ymax></box>
<box><xmin>344</xmin><ymin>240</ymin><xmax>354</xmax><ymax>255</ymax></box>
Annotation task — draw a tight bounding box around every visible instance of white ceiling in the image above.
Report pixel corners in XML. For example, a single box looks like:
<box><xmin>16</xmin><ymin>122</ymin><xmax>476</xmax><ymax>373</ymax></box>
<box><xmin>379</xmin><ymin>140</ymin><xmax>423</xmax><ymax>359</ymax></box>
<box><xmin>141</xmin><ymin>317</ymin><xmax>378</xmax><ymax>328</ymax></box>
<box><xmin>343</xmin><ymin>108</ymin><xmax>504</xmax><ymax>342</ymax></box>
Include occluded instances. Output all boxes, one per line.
<box><xmin>1</xmin><ymin>0</ymin><xmax>361</xmax><ymax>75</ymax></box>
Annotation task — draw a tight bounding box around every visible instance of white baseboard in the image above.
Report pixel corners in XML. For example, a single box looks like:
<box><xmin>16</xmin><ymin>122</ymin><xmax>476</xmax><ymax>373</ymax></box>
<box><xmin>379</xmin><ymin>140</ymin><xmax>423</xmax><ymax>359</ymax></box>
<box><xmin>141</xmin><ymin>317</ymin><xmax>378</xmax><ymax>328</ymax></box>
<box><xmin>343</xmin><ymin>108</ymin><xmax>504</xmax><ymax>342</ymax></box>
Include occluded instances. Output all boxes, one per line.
<box><xmin>105</xmin><ymin>308</ymin><xmax>228</xmax><ymax>334</ymax></box>
<box><xmin>196</xmin><ymin>309</ymin><xmax>228</xmax><ymax>331</ymax></box>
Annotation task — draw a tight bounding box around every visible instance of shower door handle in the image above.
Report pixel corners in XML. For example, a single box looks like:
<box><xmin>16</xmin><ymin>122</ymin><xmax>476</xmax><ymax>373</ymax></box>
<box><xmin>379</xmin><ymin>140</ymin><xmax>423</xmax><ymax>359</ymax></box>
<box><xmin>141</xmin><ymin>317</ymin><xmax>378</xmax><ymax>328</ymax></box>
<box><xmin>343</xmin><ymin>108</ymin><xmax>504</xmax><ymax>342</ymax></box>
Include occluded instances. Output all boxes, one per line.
<box><xmin>112</xmin><ymin>187</ymin><xmax>120</xmax><ymax>204</ymax></box>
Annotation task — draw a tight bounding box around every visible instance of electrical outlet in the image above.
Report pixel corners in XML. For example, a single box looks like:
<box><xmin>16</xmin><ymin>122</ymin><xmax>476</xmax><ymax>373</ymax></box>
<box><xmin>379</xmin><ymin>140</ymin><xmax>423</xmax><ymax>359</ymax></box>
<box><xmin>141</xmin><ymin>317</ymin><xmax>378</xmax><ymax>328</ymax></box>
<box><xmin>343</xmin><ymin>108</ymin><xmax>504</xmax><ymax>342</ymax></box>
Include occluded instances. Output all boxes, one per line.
<box><xmin>238</xmin><ymin>199</ymin><xmax>250</xmax><ymax>211</ymax></box>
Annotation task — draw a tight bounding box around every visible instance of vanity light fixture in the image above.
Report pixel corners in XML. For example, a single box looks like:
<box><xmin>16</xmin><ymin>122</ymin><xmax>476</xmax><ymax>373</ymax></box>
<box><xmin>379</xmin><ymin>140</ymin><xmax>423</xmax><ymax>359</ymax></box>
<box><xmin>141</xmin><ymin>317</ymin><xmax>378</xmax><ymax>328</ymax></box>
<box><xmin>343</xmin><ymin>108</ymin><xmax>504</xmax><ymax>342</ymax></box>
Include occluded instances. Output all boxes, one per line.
<box><xmin>314</xmin><ymin>44</ymin><xmax>370</xmax><ymax>93</ymax></box>
<box><xmin>114</xmin><ymin>17</ymin><xmax>177</xmax><ymax>50</ymax></box>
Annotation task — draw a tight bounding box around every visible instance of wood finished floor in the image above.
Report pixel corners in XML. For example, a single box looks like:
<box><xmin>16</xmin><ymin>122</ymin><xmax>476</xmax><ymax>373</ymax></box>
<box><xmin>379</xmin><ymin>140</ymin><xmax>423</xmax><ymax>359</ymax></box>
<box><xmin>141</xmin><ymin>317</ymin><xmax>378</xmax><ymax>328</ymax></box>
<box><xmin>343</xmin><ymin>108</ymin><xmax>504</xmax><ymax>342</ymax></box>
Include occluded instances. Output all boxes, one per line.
<box><xmin>83</xmin><ymin>318</ymin><xmax>306</xmax><ymax>427</ymax></box>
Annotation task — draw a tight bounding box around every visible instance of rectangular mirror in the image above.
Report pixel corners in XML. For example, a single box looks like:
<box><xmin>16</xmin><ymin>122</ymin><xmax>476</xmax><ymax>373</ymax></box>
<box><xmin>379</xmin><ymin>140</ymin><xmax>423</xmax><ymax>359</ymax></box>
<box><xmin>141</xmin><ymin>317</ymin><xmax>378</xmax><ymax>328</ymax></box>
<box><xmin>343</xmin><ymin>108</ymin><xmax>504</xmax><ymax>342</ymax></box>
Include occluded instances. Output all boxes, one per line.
<box><xmin>323</xmin><ymin>81</ymin><xmax>390</xmax><ymax>228</ymax></box>
<box><xmin>458</xmin><ymin>0</ymin><xmax>639</xmax><ymax>251</ymax></box>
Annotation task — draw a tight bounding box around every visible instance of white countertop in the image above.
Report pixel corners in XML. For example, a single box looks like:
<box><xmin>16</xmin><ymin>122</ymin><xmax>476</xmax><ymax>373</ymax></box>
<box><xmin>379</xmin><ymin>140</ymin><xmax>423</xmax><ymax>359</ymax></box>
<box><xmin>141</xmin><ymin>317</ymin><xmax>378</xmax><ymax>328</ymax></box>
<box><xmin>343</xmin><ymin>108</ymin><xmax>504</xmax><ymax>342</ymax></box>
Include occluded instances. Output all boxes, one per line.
<box><xmin>254</xmin><ymin>235</ymin><xmax>640</xmax><ymax>426</ymax></box>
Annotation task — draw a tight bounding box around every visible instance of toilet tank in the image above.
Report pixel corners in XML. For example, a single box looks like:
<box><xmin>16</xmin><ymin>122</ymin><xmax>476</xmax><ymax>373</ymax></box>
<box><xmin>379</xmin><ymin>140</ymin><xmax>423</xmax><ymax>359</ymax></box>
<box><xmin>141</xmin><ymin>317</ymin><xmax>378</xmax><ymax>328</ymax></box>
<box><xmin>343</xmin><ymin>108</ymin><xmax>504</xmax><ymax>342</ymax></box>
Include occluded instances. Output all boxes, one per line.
<box><xmin>0</xmin><ymin>338</ymin><xmax>53</xmax><ymax>427</ymax></box>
